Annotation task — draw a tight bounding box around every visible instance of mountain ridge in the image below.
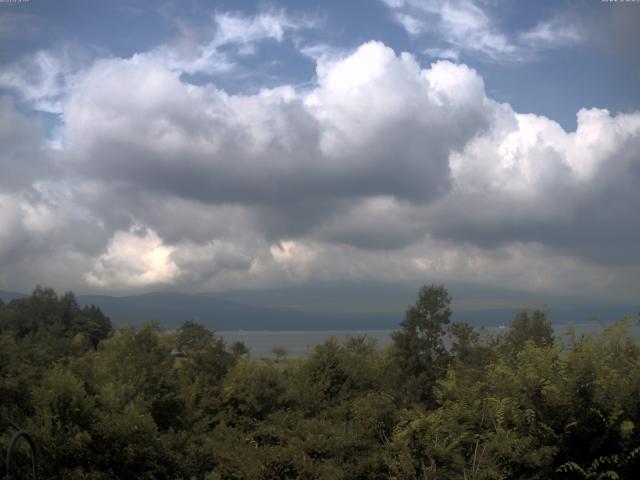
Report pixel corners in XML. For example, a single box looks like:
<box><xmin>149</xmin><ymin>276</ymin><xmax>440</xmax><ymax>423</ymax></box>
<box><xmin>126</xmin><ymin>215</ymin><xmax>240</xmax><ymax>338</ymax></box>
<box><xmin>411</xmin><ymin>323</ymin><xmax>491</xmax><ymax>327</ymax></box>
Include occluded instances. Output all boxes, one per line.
<box><xmin>2</xmin><ymin>288</ymin><xmax>637</xmax><ymax>331</ymax></box>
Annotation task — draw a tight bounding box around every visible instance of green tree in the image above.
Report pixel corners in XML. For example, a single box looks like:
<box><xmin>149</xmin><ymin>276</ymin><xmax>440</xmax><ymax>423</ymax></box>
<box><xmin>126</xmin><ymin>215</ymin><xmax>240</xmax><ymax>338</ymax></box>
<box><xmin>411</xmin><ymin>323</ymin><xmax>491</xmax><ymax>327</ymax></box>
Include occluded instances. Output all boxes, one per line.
<box><xmin>391</xmin><ymin>284</ymin><xmax>452</xmax><ymax>404</ymax></box>
<box><xmin>176</xmin><ymin>320</ymin><xmax>214</xmax><ymax>354</ymax></box>
<box><xmin>449</xmin><ymin>321</ymin><xmax>480</xmax><ymax>362</ymax></box>
<box><xmin>72</xmin><ymin>305</ymin><xmax>112</xmax><ymax>348</ymax></box>
<box><xmin>503</xmin><ymin>309</ymin><xmax>554</xmax><ymax>356</ymax></box>
<box><xmin>0</xmin><ymin>287</ymin><xmax>111</xmax><ymax>348</ymax></box>
<box><xmin>230</xmin><ymin>340</ymin><xmax>250</xmax><ymax>358</ymax></box>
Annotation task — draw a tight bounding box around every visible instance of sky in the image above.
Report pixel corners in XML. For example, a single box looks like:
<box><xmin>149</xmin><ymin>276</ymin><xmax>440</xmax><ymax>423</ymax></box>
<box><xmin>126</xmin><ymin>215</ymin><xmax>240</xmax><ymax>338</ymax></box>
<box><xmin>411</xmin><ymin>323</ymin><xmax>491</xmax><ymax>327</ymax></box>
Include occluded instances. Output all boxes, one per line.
<box><xmin>0</xmin><ymin>0</ymin><xmax>639</xmax><ymax>301</ymax></box>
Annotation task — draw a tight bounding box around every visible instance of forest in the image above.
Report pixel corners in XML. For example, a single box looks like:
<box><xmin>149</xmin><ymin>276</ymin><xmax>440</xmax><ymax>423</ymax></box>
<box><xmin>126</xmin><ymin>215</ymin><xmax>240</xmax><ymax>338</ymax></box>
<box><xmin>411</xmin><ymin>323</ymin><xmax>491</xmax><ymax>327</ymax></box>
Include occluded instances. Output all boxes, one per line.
<box><xmin>1</xmin><ymin>285</ymin><xmax>640</xmax><ymax>479</ymax></box>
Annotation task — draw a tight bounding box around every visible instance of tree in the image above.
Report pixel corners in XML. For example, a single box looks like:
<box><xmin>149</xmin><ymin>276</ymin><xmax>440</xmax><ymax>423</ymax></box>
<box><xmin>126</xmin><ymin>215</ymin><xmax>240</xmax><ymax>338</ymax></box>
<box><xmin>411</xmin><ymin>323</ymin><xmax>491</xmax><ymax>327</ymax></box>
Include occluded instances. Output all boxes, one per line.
<box><xmin>176</xmin><ymin>320</ymin><xmax>235</xmax><ymax>386</ymax></box>
<box><xmin>0</xmin><ymin>288</ymin><xmax>111</xmax><ymax>347</ymax></box>
<box><xmin>448</xmin><ymin>321</ymin><xmax>493</xmax><ymax>368</ymax></box>
<box><xmin>176</xmin><ymin>320</ymin><xmax>214</xmax><ymax>354</ymax></box>
<box><xmin>230</xmin><ymin>340</ymin><xmax>250</xmax><ymax>358</ymax></box>
<box><xmin>504</xmin><ymin>309</ymin><xmax>554</xmax><ymax>355</ymax></box>
<box><xmin>271</xmin><ymin>345</ymin><xmax>289</xmax><ymax>362</ymax></box>
<box><xmin>72</xmin><ymin>305</ymin><xmax>112</xmax><ymax>348</ymax></box>
<box><xmin>391</xmin><ymin>284</ymin><xmax>452</xmax><ymax>404</ymax></box>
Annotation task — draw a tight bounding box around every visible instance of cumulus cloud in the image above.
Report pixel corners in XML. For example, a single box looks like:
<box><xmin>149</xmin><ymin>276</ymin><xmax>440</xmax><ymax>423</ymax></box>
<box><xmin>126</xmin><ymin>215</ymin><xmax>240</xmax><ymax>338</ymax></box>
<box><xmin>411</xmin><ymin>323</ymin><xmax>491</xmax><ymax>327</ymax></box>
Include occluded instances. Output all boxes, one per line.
<box><xmin>86</xmin><ymin>226</ymin><xmax>179</xmax><ymax>288</ymax></box>
<box><xmin>63</xmin><ymin>42</ymin><xmax>490</xmax><ymax>212</ymax></box>
<box><xmin>0</xmin><ymin>29</ymin><xmax>639</xmax><ymax>299</ymax></box>
<box><xmin>433</xmin><ymin>107</ymin><xmax>640</xmax><ymax>264</ymax></box>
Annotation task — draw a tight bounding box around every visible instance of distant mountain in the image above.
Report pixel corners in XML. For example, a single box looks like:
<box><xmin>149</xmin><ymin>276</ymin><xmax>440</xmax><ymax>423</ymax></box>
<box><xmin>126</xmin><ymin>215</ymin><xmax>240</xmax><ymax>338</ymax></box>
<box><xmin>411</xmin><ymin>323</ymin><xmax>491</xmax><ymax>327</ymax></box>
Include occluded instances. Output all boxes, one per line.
<box><xmin>77</xmin><ymin>289</ymin><xmax>638</xmax><ymax>331</ymax></box>
<box><xmin>212</xmin><ymin>282</ymin><xmax>631</xmax><ymax>313</ymax></box>
<box><xmin>2</xmin><ymin>287</ymin><xmax>637</xmax><ymax>331</ymax></box>
<box><xmin>0</xmin><ymin>290</ymin><xmax>26</xmax><ymax>303</ymax></box>
<box><xmin>213</xmin><ymin>283</ymin><xmax>640</xmax><ymax>324</ymax></box>
<box><xmin>76</xmin><ymin>292</ymin><xmax>399</xmax><ymax>331</ymax></box>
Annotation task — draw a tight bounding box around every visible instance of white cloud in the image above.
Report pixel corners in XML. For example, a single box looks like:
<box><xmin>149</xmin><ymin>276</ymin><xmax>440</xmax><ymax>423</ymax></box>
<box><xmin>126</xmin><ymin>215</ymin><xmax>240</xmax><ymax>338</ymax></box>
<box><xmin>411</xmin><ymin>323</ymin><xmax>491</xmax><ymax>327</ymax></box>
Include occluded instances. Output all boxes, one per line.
<box><xmin>449</xmin><ymin>107</ymin><xmax>640</xmax><ymax>202</ymax></box>
<box><xmin>86</xmin><ymin>226</ymin><xmax>179</xmax><ymax>288</ymax></box>
<box><xmin>63</xmin><ymin>41</ymin><xmax>492</xmax><ymax>211</ymax></box>
<box><xmin>395</xmin><ymin>12</ymin><xmax>426</xmax><ymax>36</ymax></box>
<box><xmin>437</xmin><ymin>1</ymin><xmax>516</xmax><ymax>57</ymax></box>
<box><xmin>147</xmin><ymin>9</ymin><xmax>319</xmax><ymax>75</ymax></box>
<box><xmin>520</xmin><ymin>17</ymin><xmax>583</xmax><ymax>48</ymax></box>
<box><xmin>270</xmin><ymin>240</ymin><xmax>319</xmax><ymax>281</ymax></box>
<box><xmin>424</xmin><ymin>47</ymin><xmax>459</xmax><ymax>61</ymax></box>
<box><xmin>383</xmin><ymin>0</ymin><xmax>519</xmax><ymax>60</ymax></box>
<box><xmin>0</xmin><ymin>48</ymin><xmax>83</xmax><ymax>114</ymax></box>
<box><xmin>382</xmin><ymin>0</ymin><xmax>585</xmax><ymax>61</ymax></box>
<box><xmin>432</xmin><ymin>104</ymin><xmax>640</xmax><ymax>267</ymax></box>
<box><xmin>299</xmin><ymin>44</ymin><xmax>349</xmax><ymax>64</ymax></box>
<box><xmin>0</xmin><ymin>35</ymin><xmax>639</xmax><ymax>300</ymax></box>
<box><xmin>0</xmin><ymin>8</ymin><xmax>318</xmax><ymax>116</ymax></box>
<box><xmin>213</xmin><ymin>9</ymin><xmax>315</xmax><ymax>51</ymax></box>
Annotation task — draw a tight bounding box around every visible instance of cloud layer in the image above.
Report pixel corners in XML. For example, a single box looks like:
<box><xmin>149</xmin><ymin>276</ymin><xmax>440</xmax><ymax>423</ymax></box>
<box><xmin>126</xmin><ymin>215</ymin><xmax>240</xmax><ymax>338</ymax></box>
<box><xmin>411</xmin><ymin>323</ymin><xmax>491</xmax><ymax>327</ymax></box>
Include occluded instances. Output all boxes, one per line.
<box><xmin>1</xmin><ymin>24</ymin><xmax>639</xmax><ymax>299</ymax></box>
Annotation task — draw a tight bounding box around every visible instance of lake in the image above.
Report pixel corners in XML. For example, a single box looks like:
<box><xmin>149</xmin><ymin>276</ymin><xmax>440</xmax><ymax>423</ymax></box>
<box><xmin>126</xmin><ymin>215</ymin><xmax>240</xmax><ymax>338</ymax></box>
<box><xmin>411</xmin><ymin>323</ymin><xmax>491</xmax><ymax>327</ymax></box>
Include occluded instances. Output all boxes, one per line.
<box><xmin>219</xmin><ymin>321</ymin><xmax>640</xmax><ymax>358</ymax></box>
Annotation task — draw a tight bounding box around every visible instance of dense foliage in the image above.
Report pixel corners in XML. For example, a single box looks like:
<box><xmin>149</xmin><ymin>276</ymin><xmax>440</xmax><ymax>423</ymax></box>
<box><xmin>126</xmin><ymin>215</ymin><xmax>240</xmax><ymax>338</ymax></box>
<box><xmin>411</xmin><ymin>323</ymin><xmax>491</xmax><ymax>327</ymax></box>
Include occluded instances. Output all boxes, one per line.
<box><xmin>2</xmin><ymin>285</ymin><xmax>640</xmax><ymax>479</ymax></box>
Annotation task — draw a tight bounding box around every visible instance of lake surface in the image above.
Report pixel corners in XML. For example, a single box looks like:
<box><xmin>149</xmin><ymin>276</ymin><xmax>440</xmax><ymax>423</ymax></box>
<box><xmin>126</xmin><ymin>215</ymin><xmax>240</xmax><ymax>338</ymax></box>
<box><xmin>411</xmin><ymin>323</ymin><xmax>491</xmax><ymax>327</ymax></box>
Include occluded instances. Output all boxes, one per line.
<box><xmin>219</xmin><ymin>321</ymin><xmax>640</xmax><ymax>358</ymax></box>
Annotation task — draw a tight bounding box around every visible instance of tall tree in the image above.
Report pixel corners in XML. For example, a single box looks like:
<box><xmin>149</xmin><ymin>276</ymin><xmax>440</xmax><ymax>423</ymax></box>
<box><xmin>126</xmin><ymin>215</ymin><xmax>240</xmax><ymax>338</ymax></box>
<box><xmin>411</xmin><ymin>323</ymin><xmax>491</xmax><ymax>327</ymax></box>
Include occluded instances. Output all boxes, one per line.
<box><xmin>391</xmin><ymin>284</ymin><xmax>452</xmax><ymax>404</ymax></box>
